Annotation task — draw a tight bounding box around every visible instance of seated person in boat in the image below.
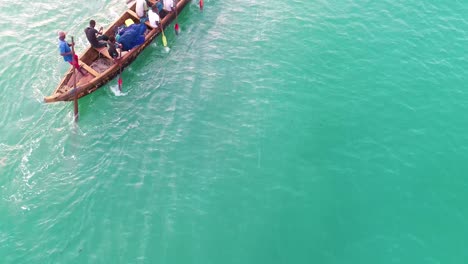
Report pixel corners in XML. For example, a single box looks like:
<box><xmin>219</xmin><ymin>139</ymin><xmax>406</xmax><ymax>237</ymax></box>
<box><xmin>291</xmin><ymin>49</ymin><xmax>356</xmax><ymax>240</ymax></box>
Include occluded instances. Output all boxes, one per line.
<box><xmin>136</xmin><ymin>0</ymin><xmax>149</xmax><ymax>21</ymax></box>
<box><xmin>148</xmin><ymin>4</ymin><xmax>160</xmax><ymax>28</ymax></box>
<box><xmin>117</xmin><ymin>22</ymin><xmax>146</xmax><ymax>51</ymax></box>
<box><xmin>85</xmin><ymin>20</ymin><xmax>109</xmax><ymax>48</ymax></box>
<box><xmin>153</xmin><ymin>0</ymin><xmax>167</xmax><ymax>19</ymax></box>
<box><xmin>58</xmin><ymin>31</ymin><xmax>86</xmax><ymax>75</ymax></box>
<box><xmin>163</xmin><ymin>0</ymin><xmax>175</xmax><ymax>13</ymax></box>
<box><xmin>155</xmin><ymin>0</ymin><xmax>175</xmax><ymax>19</ymax></box>
<box><xmin>107</xmin><ymin>35</ymin><xmax>122</xmax><ymax>62</ymax></box>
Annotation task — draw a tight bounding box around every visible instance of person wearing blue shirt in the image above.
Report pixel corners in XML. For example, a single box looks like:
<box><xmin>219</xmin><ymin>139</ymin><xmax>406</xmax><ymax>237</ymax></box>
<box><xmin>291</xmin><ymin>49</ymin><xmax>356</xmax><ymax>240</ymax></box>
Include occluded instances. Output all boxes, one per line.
<box><xmin>58</xmin><ymin>31</ymin><xmax>72</xmax><ymax>62</ymax></box>
<box><xmin>58</xmin><ymin>31</ymin><xmax>86</xmax><ymax>75</ymax></box>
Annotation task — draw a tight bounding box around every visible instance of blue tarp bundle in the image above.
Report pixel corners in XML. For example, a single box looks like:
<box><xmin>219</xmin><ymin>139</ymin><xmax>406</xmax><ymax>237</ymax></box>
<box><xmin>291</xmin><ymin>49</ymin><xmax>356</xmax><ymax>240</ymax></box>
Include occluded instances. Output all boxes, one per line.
<box><xmin>118</xmin><ymin>23</ymin><xmax>146</xmax><ymax>51</ymax></box>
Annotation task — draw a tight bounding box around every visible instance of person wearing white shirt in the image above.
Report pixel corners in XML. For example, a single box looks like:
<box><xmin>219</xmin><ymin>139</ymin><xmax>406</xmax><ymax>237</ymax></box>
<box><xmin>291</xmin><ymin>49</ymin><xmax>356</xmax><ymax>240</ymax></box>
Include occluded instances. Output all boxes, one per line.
<box><xmin>136</xmin><ymin>0</ymin><xmax>148</xmax><ymax>18</ymax></box>
<box><xmin>163</xmin><ymin>0</ymin><xmax>174</xmax><ymax>12</ymax></box>
<box><xmin>148</xmin><ymin>5</ymin><xmax>160</xmax><ymax>28</ymax></box>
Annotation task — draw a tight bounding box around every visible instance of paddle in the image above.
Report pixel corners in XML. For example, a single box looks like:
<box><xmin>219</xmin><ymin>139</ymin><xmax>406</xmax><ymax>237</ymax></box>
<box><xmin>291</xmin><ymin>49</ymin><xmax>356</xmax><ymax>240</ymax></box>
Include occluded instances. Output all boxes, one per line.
<box><xmin>160</xmin><ymin>22</ymin><xmax>168</xmax><ymax>47</ymax></box>
<box><xmin>118</xmin><ymin>50</ymin><xmax>122</xmax><ymax>91</ymax></box>
<box><xmin>71</xmin><ymin>36</ymin><xmax>79</xmax><ymax>122</ymax></box>
<box><xmin>174</xmin><ymin>1</ymin><xmax>180</xmax><ymax>35</ymax></box>
<box><xmin>155</xmin><ymin>7</ymin><xmax>168</xmax><ymax>47</ymax></box>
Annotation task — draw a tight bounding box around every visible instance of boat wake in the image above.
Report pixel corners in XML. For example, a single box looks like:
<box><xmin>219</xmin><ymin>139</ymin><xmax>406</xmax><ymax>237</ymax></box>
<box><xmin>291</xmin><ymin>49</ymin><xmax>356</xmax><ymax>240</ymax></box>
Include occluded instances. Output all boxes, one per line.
<box><xmin>110</xmin><ymin>85</ymin><xmax>128</xmax><ymax>96</ymax></box>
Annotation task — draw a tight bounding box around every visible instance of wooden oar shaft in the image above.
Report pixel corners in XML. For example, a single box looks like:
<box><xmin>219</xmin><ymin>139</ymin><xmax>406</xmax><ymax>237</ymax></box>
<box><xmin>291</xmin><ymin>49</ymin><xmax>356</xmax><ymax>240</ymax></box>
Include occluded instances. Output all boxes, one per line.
<box><xmin>155</xmin><ymin>6</ymin><xmax>168</xmax><ymax>47</ymax></box>
<box><xmin>118</xmin><ymin>50</ymin><xmax>122</xmax><ymax>91</ymax></box>
<box><xmin>174</xmin><ymin>2</ymin><xmax>180</xmax><ymax>34</ymax></box>
<box><xmin>71</xmin><ymin>36</ymin><xmax>79</xmax><ymax>122</ymax></box>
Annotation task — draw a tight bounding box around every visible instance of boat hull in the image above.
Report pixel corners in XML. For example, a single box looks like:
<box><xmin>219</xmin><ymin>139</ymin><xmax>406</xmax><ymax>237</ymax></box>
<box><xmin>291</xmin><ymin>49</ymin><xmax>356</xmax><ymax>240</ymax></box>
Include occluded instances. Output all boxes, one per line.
<box><xmin>45</xmin><ymin>0</ymin><xmax>190</xmax><ymax>103</ymax></box>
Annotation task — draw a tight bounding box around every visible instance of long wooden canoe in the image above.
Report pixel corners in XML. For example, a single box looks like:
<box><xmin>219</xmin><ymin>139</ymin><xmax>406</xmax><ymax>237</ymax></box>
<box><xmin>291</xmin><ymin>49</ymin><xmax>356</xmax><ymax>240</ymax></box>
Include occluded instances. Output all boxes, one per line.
<box><xmin>44</xmin><ymin>0</ymin><xmax>190</xmax><ymax>103</ymax></box>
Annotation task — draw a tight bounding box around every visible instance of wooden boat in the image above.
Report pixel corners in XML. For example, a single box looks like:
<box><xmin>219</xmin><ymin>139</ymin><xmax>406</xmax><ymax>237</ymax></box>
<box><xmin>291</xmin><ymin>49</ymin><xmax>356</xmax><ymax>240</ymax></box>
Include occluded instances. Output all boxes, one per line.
<box><xmin>44</xmin><ymin>0</ymin><xmax>190</xmax><ymax>103</ymax></box>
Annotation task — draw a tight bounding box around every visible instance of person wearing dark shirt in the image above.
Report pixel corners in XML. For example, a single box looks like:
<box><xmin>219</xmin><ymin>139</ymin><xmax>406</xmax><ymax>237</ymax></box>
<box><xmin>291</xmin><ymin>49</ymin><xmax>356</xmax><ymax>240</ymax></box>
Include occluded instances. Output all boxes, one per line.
<box><xmin>107</xmin><ymin>35</ymin><xmax>122</xmax><ymax>62</ymax></box>
<box><xmin>84</xmin><ymin>20</ymin><xmax>109</xmax><ymax>48</ymax></box>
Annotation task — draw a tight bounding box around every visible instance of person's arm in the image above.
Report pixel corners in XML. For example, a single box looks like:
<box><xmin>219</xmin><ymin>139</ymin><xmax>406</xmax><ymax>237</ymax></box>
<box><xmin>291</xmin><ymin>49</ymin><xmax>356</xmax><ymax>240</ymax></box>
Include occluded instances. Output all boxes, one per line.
<box><xmin>61</xmin><ymin>50</ymin><xmax>73</xmax><ymax>57</ymax></box>
<box><xmin>115</xmin><ymin>43</ymin><xmax>124</xmax><ymax>62</ymax></box>
<box><xmin>60</xmin><ymin>43</ymin><xmax>73</xmax><ymax>56</ymax></box>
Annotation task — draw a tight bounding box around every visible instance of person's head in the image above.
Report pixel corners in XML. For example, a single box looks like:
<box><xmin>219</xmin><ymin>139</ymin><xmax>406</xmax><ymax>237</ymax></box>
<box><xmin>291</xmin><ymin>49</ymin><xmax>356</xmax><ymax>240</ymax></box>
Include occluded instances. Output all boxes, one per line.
<box><xmin>58</xmin><ymin>31</ymin><xmax>66</xmax><ymax>40</ymax></box>
<box><xmin>89</xmin><ymin>20</ymin><xmax>96</xmax><ymax>27</ymax></box>
<box><xmin>108</xmin><ymin>35</ymin><xmax>115</xmax><ymax>43</ymax></box>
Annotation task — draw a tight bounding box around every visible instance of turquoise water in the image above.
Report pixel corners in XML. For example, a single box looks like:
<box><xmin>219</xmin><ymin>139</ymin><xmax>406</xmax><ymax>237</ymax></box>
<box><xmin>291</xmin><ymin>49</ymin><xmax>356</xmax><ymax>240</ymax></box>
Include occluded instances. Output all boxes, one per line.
<box><xmin>2</xmin><ymin>0</ymin><xmax>468</xmax><ymax>263</ymax></box>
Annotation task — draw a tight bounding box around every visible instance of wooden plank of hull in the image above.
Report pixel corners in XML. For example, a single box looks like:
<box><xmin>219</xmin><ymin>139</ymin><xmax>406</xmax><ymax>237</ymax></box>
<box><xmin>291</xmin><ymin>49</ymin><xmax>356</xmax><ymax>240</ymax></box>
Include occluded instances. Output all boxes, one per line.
<box><xmin>79</xmin><ymin>60</ymin><xmax>100</xmax><ymax>76</ymax></box>
<box><xmin>126</xmin><ymin>9</ymin><xmax>140</xmax><ymax>20</ymax></box>
<box><xmin>44</xmin><ymin>0</ymin><xmax>191</xmax><ymax>103</ymax></box>
<box><xmin>127</xmin><ymin>9</ymin><xmax>153</xmax><ymax>28</ymax></box>
<box><xmin>94</xmin><ymin>47</ymin><xmax>114</xmax><ymax>60</ymax></box>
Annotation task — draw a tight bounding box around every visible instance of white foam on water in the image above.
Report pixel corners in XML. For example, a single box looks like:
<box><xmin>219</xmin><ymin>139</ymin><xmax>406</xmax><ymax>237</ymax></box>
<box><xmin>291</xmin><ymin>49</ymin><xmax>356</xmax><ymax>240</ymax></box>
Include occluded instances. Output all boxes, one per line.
<box><xmin>110</xmin><ymin>85</ymin><xmax>128</xmax><ymax>96</ymax></box>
